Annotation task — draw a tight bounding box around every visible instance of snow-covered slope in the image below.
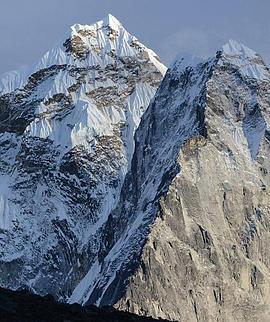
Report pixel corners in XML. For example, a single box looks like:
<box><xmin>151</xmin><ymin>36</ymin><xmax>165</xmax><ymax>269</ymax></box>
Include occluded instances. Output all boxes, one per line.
<box><xmin>0</xmin><ymin>14</ymin><xmax>165</xmax><ymax>300</ymax></box>
<box><xmin>70</xmin><ymin>40</ymin><xmax>270</xmax><ymax>321</ymax></box>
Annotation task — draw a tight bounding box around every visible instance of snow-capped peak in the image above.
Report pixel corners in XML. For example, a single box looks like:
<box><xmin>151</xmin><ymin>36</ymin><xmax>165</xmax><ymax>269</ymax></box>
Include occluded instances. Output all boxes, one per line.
<box><xmin>219</xmin><ymin>39</ymin><xmax>270</xmax><ymax>81</ymax></box>
<box><xmin>169</xmin><ymin>39</ymin><xmax>269</xmax><ymax>83</ymax></box>
<box><xmin>0</xmin><ymin>15</ymin><xmax>166</xmax><ymax>95</ymax></box>
<box><xmin>70</xmin><ymin>14</ymin><xmax>122</xmax><ymax>35</ymax></box>
<box><xmin>102</xmin><ymin>13</ymin><xmax>123</xmax><ymax>29</ymax></box>
<box><xmin>0</xmin><ymin>14</ymin><xmax>166</xmax><ymax>304</ymax></box>
<box><xmin>222</xmin><ymin>39</ymin><xmax>258</xmax><ymax>59</ymax></box>
<box><xmin>67</xmin><ymin>14</ymin><xmax>166</xmax><ymax>74</ymax></box>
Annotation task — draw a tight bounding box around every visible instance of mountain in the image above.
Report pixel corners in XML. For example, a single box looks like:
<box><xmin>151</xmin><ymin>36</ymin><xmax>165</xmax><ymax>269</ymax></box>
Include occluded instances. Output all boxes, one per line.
<box><xmin>1</xmin><ymin>17</ymin><xmax>270</xmax><ymax>322</ymax></box>
<box><xmin>0</xmin><ymin>287</ymin><xmax>170</xmax><ymax>322</ymax></box>
<box><xmin>74</xmin><ymin>40</ymin><xmax>269</xmax><ymax>321</ymax></box>
<box><xmin>0</xmin><ymin>14</ymin><xmax>165</xmax><ymax>301</ymax></box>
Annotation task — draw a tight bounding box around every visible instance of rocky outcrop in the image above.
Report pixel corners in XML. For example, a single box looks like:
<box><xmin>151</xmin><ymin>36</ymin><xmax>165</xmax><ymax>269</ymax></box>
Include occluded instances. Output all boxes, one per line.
<box><xmin>95</xmin><ymin>41</ymin><xmax>270</xmax><ymax>321</ymax></box>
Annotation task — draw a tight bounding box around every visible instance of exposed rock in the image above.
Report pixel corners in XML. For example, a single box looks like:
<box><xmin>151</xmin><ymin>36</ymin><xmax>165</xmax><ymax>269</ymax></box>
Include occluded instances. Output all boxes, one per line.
<box><xmin>96</xmin><ymin>41</ymin><xmax>270</xmax><ymax>322</ymax></box>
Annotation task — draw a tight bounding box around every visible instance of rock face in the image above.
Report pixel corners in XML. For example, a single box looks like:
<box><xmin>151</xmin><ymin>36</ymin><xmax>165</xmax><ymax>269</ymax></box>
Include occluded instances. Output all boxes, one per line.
<box><xmin>0</xmin><ymin>14</ymin><xmax>165</xmax><ymax>301</ymax></box>
<box><xmin>87</xmin><ymin>40</ymin><xmax>270</xmax><ymax>321</ymax></box>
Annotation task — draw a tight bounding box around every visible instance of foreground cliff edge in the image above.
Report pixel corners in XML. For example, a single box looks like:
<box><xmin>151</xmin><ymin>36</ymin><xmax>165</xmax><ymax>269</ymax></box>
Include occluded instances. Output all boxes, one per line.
<box><xmin>0</xmin><ymin>287</ymin><xmax>170</xmax><ymax>322</ymax></box>
<box><xmin>0</xmin><ymin>13</ymin><xmax>270</xmax><ymax>322</ymax></box>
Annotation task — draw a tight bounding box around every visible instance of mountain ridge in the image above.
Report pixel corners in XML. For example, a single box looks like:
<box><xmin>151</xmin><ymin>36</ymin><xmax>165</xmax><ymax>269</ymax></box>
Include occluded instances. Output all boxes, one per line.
<box><xmin>0</xmin><ymin>14</ymin><xmax>166</xmax><ymax>95</ymax></box>
<box><xmin>109</xmin><ymin>39</ymin><xmax>270</xmax><ymax>321</ymax></box>
<box><xmin>0</xmin><ymin>15</ymin><xmax>270</xmax><ymax>321</ymax></box>
<box><xmin>0</xmin><ymin>14</ymin><xmax>165</xmax><ymax>304</ymax></box>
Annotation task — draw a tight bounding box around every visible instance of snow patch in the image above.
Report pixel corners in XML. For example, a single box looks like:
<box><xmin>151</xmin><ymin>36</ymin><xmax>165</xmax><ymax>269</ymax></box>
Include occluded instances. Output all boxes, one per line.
<box><xmin>221</xmin><ymin>39</ymin><xmax>270</xmax><ymax>81</ymax></box>
<box><xmin>0</xmin><ymin>175</ymin><xmax>13</xmax><ymax>230</ymax></box>
<box><xmin>68</xmin><ymin>260</ymin><xmax>101</xmax><ymax>305</ymax></box>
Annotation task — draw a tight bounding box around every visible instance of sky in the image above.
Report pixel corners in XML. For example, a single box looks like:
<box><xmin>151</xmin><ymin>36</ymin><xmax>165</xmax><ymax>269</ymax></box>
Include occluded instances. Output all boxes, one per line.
<box><xmin>0</xmin><ymin>0</ymin><xmax>270</xmax><ymax>75</ymax></box>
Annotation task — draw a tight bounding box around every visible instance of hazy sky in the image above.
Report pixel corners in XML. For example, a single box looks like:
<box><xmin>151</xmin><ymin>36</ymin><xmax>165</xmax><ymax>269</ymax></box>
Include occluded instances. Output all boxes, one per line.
<box><xmin>1</xmin><ymin>0</ymin><xmax>270</xmax><ymax>74</ymax></box>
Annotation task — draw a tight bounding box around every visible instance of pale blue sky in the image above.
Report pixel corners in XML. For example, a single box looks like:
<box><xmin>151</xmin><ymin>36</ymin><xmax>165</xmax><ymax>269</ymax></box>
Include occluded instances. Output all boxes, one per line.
<box><xmin>1</xmin><ymin>0</ymin><xmax>270</xmax><ymax>74</ymax></box>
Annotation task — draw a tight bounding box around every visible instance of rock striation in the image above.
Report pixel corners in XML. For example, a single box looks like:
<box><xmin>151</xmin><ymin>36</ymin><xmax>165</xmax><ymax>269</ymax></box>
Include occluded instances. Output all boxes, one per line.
<box><xmin>108</xmin><ymin>40</ymin><xmax>270</xmax><ymax>321</ymax></box>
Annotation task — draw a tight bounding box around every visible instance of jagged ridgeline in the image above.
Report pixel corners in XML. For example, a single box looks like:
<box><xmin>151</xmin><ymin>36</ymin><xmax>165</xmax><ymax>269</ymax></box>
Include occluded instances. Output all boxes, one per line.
<box><xmin>0</xmin><ymin>13</ymin><xmax>270</xmax><ymax>322</ymax></box>
<box><xmin>103</xmin><ymin>40</ymin><xmax>270</xmax><ymax>321</ymax></box>
<box><xmin>0</xmin><ymin>14</ymin><xmax>165</xmax><ymax>303</ymax></box>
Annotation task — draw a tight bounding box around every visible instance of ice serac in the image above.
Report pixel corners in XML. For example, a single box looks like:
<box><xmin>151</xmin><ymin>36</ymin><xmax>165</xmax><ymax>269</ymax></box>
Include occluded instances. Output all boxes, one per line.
<box><xmin>0</xmin><ymin>14</ymin><xmax>165</xmax><ymax>300</ymax></box>
<box><xmin>80</xmin><ymin>40</ymin><xmax>270</xmax><ymax>321</ymax></box>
